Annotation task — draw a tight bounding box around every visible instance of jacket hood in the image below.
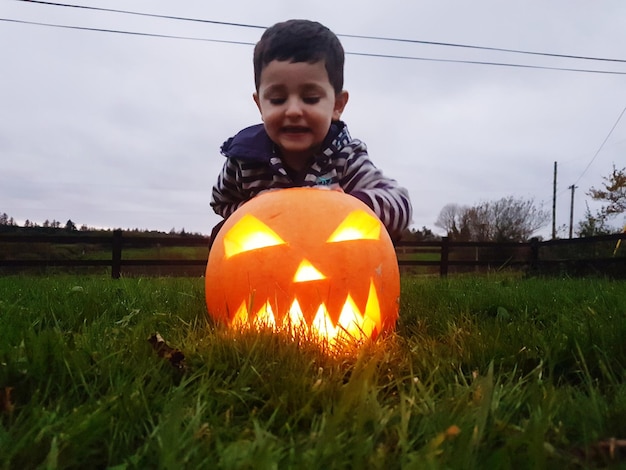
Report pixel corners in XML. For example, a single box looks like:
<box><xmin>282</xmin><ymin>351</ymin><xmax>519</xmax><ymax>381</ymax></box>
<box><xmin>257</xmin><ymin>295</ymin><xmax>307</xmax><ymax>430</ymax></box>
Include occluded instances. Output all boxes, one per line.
<box><xmin>220</xmin><ymin>121</ymin><xmax>348</xmax><ymax>162</ymax></box>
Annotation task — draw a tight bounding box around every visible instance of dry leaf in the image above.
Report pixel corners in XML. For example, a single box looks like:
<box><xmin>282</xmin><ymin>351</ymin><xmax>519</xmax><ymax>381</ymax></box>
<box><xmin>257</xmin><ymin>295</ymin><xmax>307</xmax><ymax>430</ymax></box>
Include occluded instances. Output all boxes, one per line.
<box><xmin>592</xmin><ymin>438</ymin><xmax>626</xmax><ymax>461</ymax></box>
<box><xmin>0</xmin><ymin>387</ymin><xmax>15</xmax><ymax>415</ymax></box>
<box><xmin>147</xmin><ymin>333</ymin><xmax>186</xmax><ymax>372</ymax></box>
<box><xmin>570</xmin><ymin>437</ymin><xmax>626</xmax><ymax>464</ymax></box>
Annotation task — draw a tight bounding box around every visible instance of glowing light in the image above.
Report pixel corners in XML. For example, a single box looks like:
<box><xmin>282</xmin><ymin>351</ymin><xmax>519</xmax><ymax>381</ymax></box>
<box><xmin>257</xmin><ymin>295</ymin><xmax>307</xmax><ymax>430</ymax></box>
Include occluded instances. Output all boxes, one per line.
<box><xmin>285</xmin><ymin>300</ymin><xmax>306</xmax><ymax>329</ymax></box>
<box><xmin>229</xmin><ymin>278</ymin><xmax>382</xmax><ymax>346</ymax></box>
<box><xmin>293</xmin><ymin>259</ymin><xmax>326</xmax><ymax>282</ymax></box>
<box><xmin>233</xmin><ymin>301</ymin><xmax>248</xmax><ymax>326</ymax></box>
<box><xmin>311</xmin><ymin>304</ymin><xmax>336</xmax><ymax>340</ymax></box>
<box><xmin>327</xmin><ymin>210</ymin><xmax>381</xmax><ymax>242</ymax></box>
<box><xmin>254</xmin><ymin>301</ymin><xmax>276</xmax><ymax>328</ymax></box>
<box><xmin>336</xmin><ymin>295</ymin><xmax>370</xmax><ymax>339</ymax></box>
<box><xmin>363</xmin><ymin>280</ymin><xmax>381</xmax><ymax>332</ymax></box>
<box><xmin>224</xmin><ymin>214</ymin><xmax>285</xmax><ymax>258</ymax></box>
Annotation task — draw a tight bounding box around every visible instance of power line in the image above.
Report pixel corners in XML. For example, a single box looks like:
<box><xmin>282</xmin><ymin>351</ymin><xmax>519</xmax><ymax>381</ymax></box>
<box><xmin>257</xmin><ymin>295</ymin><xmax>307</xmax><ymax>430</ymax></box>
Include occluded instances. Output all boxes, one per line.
<box><xmin>572</xmin><ymin>103</ymin><xmax>626</xmax><ymax>186</ymax></box>
<box><xmin>346</xmin><ymin>51</ymin><xmax>626</xmax><ymax>75</ymax></box>
<box><xmin>3</xmin><ymin>17</ymin><xmax>626</xmax><ymax>76</ymax></box>
<box><xmin>0</xmin><ymin>17</ymin><xmax>256</xmax><ymax>46</ymax></box>
<box><xmin>14</xmin><ymin>0</ymin><xmax>267</xmax><ymax>30</ymax></box>
<box><xmin>13</xmin><ymin>0</ymin><xmax>626</xmax><ymax>65</ymax></box>
<box><xmin>341</xmin><ymin>33</ymin><xmax>626</xmax><ymax>65</ymax></box>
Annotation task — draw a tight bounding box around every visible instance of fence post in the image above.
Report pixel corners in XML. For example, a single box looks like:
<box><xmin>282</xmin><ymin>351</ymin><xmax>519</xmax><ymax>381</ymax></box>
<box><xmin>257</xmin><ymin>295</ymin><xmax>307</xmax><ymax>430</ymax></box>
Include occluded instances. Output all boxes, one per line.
<box><xmin>112</xmin><ymin>229</ymin><xmax>122</xmax><ymax>279</ymax></box>
<box><xmin>440</xmin><ymin>236</ymin><xmax>449</xmax><ymax>277</ymax></box>
<box><xmin>529</xmin><ymin>237</ymin><xmax>539</xmax><ymax>274</ymax></box>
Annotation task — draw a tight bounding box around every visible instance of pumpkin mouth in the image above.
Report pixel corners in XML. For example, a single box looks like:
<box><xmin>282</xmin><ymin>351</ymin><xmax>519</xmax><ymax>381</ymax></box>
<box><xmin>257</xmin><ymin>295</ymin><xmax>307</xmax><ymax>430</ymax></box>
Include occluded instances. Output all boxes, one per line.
<box><xmin>230</xmin><ymin>279</ymin><xmax>382</xmax><ymax>344</ymax></box>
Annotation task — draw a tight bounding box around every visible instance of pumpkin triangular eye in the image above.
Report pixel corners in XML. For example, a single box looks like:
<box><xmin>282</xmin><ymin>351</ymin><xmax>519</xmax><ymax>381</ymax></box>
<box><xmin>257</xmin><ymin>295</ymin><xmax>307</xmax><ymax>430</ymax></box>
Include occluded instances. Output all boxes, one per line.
<box><xmin>224</xmin><ymin>214</ymin><xmax>286</xmax><ymax>258</ymax></box>
<box><xmin>327</xmin><ymin>210</ymin><xmax>381</xmax><ymax>242</ymax></box>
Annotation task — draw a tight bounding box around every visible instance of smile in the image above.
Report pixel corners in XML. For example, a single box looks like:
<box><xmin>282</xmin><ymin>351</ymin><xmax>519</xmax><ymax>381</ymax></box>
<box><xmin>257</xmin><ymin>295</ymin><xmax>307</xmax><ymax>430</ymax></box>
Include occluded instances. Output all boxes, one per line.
<box><xmin>282</xmin><ymin>126</ymin><xmax>310</xmax><ymax>134</ymax></box>
<box><xmin>230</xmin><ymin>279</ymin><xmax>381</xmax><ymax>345</ymax></box>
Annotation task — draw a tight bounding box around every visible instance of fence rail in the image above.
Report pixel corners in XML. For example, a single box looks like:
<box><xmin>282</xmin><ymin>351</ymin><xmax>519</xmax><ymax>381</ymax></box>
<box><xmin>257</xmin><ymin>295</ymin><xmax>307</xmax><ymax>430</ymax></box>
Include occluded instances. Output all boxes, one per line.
<box><xmin>1</xmin><ymin>230</ymin><xmax>625</xmax><ymax>278</ymax></box>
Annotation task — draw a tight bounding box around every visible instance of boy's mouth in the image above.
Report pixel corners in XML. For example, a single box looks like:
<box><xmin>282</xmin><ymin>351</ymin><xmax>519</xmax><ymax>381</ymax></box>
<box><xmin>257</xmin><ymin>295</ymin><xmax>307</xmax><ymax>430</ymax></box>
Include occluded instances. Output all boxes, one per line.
<box><xmin>281</xmin><ymin>126</ymin><xmax>310</xmax><ymax>134</ymax></box>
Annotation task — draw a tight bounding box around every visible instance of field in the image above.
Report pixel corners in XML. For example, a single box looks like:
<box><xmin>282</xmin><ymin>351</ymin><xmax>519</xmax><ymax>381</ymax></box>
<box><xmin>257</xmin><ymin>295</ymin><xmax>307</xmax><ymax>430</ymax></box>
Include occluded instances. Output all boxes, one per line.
<box><xmin>1</xmin><ymin>275</ymin><xmax>625</xmax><ymax>469</ymax></box>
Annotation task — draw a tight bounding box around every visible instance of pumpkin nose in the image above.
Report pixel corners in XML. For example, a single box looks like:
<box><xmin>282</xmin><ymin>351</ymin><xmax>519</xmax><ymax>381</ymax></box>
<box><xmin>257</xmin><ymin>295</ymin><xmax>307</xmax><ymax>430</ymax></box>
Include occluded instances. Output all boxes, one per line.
<box><xmin>293</xmin><ymin>259</ymin><xmax>326</xmax><ymax>282</ymax></box>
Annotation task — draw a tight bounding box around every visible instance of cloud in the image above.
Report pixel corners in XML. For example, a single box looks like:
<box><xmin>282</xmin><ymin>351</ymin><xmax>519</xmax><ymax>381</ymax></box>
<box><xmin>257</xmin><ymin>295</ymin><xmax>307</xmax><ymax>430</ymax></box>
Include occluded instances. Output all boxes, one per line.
<box><xmin>2</xmin><ymin>1</ymin><xmax>626</xmax><ymax>238</ymax></box>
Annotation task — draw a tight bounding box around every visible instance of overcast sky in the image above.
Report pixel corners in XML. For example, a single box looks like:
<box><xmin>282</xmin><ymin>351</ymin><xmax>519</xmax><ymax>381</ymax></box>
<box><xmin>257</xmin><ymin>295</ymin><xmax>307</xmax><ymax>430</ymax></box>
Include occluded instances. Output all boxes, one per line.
<box><xmin>2</xmin><ymin>0</ymin><xmax>625</xmax><ymax>237</ymax></box>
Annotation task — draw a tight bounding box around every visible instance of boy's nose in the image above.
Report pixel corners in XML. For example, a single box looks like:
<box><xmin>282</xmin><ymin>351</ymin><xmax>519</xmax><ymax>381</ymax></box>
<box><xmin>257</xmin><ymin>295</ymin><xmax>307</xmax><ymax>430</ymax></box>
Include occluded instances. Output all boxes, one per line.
<box><xmin>284</xmin><ymin>98</ymin><xmax>303</xmax><ymax>116</ymax></box>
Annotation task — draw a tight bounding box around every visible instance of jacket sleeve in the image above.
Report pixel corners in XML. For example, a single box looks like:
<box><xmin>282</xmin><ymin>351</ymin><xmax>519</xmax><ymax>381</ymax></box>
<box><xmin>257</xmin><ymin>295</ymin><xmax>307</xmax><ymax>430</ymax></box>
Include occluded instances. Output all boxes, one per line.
<box><xmin>339</xmin><ymin>142</ymin><xmax>413</xmax><ymax>241</ymax></box>
<box><xmin>210</xmin><ymin>158</ymin><xmax>248</xmax><ymax>219</ymax></box>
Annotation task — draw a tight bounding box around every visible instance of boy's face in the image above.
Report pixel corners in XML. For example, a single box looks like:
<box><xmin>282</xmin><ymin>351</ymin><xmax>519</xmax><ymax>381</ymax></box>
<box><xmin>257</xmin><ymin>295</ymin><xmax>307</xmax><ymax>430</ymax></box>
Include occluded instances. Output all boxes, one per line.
<box><xmin>253</xmin><ymin>60</ymin><xmax>348</xmax><ymax>170</ymax></box>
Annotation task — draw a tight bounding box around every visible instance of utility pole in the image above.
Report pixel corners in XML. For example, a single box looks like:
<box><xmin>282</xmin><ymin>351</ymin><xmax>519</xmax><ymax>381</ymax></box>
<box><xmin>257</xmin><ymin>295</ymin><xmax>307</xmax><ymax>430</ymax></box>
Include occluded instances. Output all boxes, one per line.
<box><xmin>568</xmin><ymin>184</ymin><xmax>577</xmax><ymax>238</ymax></box>
<box><xmin>552</xmin><ymin>161</ymin><xmax>557</xmax><ymax>239</ymax></box>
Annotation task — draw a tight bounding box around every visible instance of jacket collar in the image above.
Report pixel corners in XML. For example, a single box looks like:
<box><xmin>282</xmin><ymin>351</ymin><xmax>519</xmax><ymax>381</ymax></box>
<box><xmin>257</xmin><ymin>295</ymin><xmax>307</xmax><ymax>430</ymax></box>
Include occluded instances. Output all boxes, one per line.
<box><xmin>220</xmin><ymin>121</ymin><xmax>350</xmax><ymax>162</ymax></box>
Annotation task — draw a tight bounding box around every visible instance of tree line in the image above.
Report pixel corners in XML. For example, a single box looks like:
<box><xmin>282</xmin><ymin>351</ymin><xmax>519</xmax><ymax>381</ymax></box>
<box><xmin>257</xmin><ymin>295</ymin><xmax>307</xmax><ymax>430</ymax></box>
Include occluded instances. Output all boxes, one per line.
<box><xmin>3</xmin><ymin>164</ymin><xmax>624</xmax><ymax>242</ymax></box>
<box><xmin>0</xmin><ymin>215</ymin><xmax>202</xmax><ymax>237</ymax></box>
<box><xmin>0</xmin><ymin>215</ymin><xmax>81</xmax><ymax>231</ymax></box>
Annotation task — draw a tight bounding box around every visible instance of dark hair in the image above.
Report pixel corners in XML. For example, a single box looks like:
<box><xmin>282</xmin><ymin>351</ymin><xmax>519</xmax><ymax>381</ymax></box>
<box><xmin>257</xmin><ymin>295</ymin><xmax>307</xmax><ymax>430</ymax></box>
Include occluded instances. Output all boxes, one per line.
<box><xmin>253</xmin><ymin>19</ymin><xmax>345</xmax><ymax>94</ymax></box>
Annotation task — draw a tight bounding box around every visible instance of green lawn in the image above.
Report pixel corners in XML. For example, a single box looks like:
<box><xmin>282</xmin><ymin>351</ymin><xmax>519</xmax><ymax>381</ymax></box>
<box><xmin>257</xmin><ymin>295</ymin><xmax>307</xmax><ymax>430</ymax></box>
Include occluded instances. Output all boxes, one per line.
<box><xmin>1</xmin><ymin>275</ymin><xmax>625</xmax><ymax>469</ymax></box>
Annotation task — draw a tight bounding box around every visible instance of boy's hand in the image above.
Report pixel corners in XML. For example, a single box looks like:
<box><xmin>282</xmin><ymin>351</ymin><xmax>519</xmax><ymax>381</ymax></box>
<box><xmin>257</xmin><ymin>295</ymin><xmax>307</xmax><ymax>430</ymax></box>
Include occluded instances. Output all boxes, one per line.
<box><xmin>314</xmin><ymin>184</ymin><xmax>344</xmax><ymax>193</ymax></box>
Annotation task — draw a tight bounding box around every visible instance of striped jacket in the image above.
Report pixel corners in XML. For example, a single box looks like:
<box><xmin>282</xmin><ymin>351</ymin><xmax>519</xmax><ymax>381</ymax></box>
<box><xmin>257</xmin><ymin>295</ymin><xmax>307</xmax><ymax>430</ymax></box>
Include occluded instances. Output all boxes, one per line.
<box><xmin>210</xmin><ymin>121</ymin><xmax>412</xmax><ymax>240</ymax></box>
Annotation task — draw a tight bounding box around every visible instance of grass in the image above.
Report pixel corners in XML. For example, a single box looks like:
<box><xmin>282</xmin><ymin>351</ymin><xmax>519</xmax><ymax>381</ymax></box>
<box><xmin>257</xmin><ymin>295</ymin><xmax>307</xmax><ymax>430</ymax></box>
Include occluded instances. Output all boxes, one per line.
<box><xmin>1</xmin><ymin>275</ymin><xmax>625</xmax><ymax>469</ymax></box>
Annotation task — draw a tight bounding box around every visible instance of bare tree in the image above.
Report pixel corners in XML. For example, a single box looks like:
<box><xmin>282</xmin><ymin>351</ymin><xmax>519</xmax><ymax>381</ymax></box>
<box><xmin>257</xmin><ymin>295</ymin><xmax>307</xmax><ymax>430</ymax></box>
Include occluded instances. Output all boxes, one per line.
<box><xmin>488</xmin><ymin>196</ymin><xmax>549</xmax><ymax>242</ymax></box>
<box><xmin>435</xmin><ymin>203</ymin><xmax>466</xmax><ymax>238</ymax></box>
<box><xmin>436</xmin><ymin>196</ymin><xmax>549</xmax><ymax>242</ymax></box>
<box><xmin>577</xmin><ymin>203</ymin><xmax>613</xmax><ymax>237</ymax></box>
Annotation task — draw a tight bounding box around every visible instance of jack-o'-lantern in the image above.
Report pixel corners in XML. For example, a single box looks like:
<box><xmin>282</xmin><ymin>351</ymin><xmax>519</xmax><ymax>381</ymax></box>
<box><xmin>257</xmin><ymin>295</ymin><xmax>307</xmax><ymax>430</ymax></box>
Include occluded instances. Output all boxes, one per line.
<box><xmin>205</xmin><ymin>187</ymin><xmax>400</xmax><ymax>346</ymax></box>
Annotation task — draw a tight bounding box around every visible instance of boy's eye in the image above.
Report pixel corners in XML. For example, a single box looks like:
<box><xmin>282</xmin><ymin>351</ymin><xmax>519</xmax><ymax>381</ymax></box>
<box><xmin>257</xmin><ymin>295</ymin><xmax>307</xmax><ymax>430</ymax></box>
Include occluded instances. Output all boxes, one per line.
<box><xmin>269</xmin><ymin>98</ymin><xmax>286</xmax><ymax>105</ymax></box>
<box><xmin>303</xmin><ymin>96</ymin><xmax>321</xmax><ymax>104</ymax></box>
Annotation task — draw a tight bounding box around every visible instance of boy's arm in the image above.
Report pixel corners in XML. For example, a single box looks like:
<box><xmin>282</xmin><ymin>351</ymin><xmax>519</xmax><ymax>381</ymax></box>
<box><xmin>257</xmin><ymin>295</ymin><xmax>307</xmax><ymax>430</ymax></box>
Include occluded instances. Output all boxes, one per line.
<box><xmin>339</xmin><ymin>145</ymin><xmax>413</xmax><ymax>241</ymax></box>
<box><xmin>210</xmin><ymin>158</ymin><xmax>248</xmax><ymax>219</ymax></box>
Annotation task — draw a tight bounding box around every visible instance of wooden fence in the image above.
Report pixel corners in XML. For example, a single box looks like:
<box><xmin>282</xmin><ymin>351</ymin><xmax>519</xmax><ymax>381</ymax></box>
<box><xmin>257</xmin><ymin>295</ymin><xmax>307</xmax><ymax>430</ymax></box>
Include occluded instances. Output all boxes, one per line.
<box><xmin>396</xmin><ymin>233</ymin><xmax>625</xmax><ymax>277</ymax></box>
<box><xmin>0</xmin><ymin>231</ymin><xmax>208</xmax><ymax>279</ymax></box>
<box><xmin>1</xmin><ymin>230</ymin><xmax>625</xmax><ymax>278</ymax></box>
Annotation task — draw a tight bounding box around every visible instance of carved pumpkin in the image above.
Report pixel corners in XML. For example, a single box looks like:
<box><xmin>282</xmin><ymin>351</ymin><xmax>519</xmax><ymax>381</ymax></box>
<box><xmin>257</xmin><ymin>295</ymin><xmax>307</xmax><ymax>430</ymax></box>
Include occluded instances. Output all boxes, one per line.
<box><xmin>205</xmin><ymin>187</ymin><xmax>400</xmax><ymax>345</ymax></box>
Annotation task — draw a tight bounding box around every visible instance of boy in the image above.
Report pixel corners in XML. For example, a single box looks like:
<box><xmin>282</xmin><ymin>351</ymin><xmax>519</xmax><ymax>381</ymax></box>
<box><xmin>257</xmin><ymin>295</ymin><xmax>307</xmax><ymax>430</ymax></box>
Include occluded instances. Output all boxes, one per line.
<box><xmin>210</xmin><ymin>19</ymin><xmax>412</xmax><ymax>241</ymax></box>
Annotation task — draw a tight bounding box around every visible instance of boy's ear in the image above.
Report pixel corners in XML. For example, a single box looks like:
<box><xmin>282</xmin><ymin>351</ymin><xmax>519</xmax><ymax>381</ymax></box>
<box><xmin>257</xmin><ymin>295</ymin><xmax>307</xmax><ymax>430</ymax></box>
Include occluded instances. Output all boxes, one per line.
<box><xmin>253</xmin><ymin>92</ymin><xmax>262</xmax><ymax>116</ymax></box>
<box><xmin>333</xmin><ymin>90</ymin><xmax>349</xmax><ymax>120</ymax></box>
